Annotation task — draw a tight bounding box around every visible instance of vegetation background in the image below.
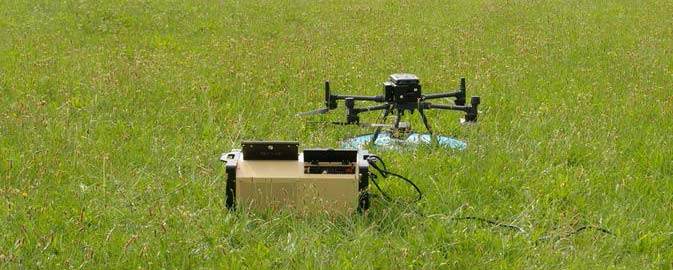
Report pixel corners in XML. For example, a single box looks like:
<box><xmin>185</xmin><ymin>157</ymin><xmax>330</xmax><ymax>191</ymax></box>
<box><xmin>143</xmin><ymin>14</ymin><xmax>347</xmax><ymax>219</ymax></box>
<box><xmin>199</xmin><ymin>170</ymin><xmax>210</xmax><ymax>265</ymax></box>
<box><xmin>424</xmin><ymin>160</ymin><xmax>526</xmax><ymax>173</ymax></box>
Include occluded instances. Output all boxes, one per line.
<box><xmin>1</xmin><ymin>0</ymin><xmax>672</xmax><ymax>268</ymax></box>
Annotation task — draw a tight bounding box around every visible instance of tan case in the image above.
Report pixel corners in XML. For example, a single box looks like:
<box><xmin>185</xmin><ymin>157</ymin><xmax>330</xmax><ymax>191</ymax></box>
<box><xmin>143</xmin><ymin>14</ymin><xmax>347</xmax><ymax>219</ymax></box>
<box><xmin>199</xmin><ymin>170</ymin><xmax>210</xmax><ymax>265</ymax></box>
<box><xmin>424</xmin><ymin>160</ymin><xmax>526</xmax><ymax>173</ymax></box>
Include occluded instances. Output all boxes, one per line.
<box><xmin>221</xmin><ymin>151</ymin><xmax>370</xmax><ymax>214</ymax></box>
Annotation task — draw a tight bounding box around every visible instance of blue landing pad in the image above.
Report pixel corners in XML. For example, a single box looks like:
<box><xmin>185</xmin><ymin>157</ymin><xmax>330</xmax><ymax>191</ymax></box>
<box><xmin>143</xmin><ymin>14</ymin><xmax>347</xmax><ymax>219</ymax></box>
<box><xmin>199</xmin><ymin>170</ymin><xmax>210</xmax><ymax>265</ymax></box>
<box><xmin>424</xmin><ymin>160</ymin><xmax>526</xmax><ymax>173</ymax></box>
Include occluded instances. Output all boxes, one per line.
<box><xmin>340</xmin><ymin>133</ymin><xmax>467</xmax><ymax>150</ymax></box>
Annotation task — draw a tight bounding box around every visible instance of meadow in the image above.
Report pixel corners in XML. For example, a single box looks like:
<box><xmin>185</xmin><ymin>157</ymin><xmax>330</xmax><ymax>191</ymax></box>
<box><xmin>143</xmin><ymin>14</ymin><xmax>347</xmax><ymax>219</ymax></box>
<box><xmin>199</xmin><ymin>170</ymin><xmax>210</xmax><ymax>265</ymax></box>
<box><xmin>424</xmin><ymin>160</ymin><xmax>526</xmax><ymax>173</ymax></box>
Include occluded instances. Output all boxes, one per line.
<box><xmin>1</xmin><ymin>0</ymin><xmax>672</xmax><ymax>268</ymax></box>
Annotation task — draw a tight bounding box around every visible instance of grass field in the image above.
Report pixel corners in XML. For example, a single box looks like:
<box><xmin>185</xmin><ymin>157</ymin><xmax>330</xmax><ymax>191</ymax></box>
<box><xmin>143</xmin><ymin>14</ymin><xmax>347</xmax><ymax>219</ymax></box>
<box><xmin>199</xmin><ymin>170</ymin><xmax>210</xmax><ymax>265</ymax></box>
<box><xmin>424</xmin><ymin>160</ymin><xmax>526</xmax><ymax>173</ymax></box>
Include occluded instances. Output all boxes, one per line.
<box><xmin>2</xmin><ymin>0</ymin><xmax>673</xmax><ymax>268</ymax></box>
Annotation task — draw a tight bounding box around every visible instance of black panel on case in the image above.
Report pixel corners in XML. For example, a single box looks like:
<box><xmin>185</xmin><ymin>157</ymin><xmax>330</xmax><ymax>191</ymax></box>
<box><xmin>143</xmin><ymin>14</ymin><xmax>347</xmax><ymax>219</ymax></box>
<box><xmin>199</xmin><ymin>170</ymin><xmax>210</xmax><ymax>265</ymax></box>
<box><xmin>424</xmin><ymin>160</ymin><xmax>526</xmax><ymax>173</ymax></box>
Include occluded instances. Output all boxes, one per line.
<box><xmin>241</xmin><ymin>141</ymin><xmax>299</xmax><ymax>160</ymax></box>
<box><xmin>303</xmin><ymin>149</ymin><xmax>358</xmax><ymax>163</ymax></box>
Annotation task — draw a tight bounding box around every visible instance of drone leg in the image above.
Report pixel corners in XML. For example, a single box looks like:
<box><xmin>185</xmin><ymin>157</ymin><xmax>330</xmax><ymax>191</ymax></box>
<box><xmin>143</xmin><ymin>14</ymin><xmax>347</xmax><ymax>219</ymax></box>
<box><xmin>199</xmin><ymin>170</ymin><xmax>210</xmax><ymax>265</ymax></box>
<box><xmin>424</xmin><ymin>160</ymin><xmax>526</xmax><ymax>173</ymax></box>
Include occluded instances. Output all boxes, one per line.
<box><xmin>419</xmin><ymin>107</ymin><xmax>432</xmax><ymax>135</ymax></box>
<box><xmin>370</xmin><ymin>106</ymin><xmax>392</xmax><ymax>146</ymax></box>
<box><xmin>393</xmin><ymin>110</ymin><xmax>402</xmax><ymax>128</ymax></box>
<box><xmin>390</xmin><ymin>110</ymin><xmax>405</xmax><ymax>138</ymax></box>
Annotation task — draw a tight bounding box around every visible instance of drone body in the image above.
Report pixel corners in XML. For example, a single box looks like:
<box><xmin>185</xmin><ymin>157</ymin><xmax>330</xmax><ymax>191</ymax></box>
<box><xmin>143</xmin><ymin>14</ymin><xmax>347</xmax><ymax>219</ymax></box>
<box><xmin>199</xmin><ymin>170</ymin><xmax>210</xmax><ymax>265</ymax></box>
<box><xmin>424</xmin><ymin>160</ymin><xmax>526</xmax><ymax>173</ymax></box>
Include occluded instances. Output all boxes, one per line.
<box><xmin>298</xmin><ymin>74</ymin><xmax>480</xmax><ymax>142</ymax></box>
<box><xmin>384</xmin><ymin>73</ymin><xmax>424</xmax><ymax>105</ymax></box>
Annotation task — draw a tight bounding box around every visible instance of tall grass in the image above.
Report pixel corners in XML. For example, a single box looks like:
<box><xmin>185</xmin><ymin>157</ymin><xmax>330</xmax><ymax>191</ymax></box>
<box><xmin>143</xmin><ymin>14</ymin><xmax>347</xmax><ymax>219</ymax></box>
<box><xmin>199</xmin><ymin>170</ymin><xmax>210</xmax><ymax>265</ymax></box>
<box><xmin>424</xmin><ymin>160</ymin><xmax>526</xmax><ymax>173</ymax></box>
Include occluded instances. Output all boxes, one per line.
<box><xmin>1</xmin><ymin>0</ymin><xmax>672</xmax><ymax>268</ymax></box>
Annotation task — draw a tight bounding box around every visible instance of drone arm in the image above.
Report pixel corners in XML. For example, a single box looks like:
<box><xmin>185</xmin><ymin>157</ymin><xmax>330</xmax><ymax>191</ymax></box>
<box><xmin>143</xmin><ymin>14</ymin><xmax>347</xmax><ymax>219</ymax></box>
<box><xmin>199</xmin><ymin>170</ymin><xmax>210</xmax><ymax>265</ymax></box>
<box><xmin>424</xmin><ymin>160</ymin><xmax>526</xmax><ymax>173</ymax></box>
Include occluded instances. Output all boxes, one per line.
<box><xmin>342</xmin><ymin>99</ymin><xmax>389</xmax><ymax>124</ymax></box>
<box><xmin>323</xmin><ymin>81</ymin><xmax>385</xmax><ymax>110</ymax></box>
<box><xmin>352</xmin><ymin>103</ymin><xmax>389</xmax><ymax>113</ymax></box>
<box><xmin>422</xmin><ymin>78</ymin><xmax>467</xmax><ymax>105</ymax></box>
<box><xmin>424</xmin><ymin>103</ymin><xmax>468</xmax><ymax>111</ymax></box>
<box><xmin>333</xmin><ymin>94</ymin><xmax>386</xmax><ymax>102</ymax></box>
<box><xmin>423</xmin><ymin>96</ymin><xmax>480</xmax><ymax>122</ymax></box>
<box><xmin>422</xmin><ymin>90</ymin><xmax>464</xmax><ymax>100</ymax></box>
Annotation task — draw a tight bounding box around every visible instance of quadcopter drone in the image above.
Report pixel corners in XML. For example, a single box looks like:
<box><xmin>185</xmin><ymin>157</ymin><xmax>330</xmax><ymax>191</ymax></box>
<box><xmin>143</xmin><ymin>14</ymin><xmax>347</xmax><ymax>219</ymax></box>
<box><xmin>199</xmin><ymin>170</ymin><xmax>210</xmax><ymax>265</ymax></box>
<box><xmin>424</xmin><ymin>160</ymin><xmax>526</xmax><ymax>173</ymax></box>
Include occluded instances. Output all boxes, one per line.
<box><xmin>297</xmin><ymin>73</ymin><xmax>480</xmax><ymax>144</ymax></box>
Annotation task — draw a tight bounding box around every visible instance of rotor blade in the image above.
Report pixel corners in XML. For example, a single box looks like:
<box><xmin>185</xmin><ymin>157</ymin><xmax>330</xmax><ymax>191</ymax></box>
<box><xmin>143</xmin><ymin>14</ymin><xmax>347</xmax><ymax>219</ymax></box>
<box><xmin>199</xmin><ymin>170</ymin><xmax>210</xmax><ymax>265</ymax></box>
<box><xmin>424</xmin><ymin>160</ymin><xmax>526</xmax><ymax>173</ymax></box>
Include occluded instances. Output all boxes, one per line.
<box><xmin>332</xmin><ymin>121</ymin><xmax>393</xmax><ymax>127</ymax></box>
<box><xmin>329</xmin><ymin>121</ymin><xmax>392</xmax><ymax>128</ymax></box>
<box><xmin>304</xmin><ymin>120</ymin><xmax>334</xmax><ymax>126</ymax></box>
<box><xmin>359</xmin><ymin>123</ymin><xmax>392</xmax><ymax>128</ymax></box>
<box><xmin>296</xmin><ymin>107</ymin><xmax>330</xmax><ymax>116</ymax></box>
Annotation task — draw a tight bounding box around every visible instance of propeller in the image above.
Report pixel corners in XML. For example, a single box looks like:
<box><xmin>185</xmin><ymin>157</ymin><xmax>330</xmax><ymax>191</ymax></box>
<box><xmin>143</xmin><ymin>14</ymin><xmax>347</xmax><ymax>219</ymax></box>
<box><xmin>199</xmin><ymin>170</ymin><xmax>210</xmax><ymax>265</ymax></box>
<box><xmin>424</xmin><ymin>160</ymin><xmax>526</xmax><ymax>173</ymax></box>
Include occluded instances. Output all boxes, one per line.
<box><xmin>305</xmin><ymin>120</ymin><xmax>391</xmax><ymax>128</ymax></box>
<box><xmin>296</xmin><ymin>107</ymin><xmax>330</xmax><ymax>116</ymax></box>
<box><xmin>359</xmin><ymin>123</ymin><xmax>392</xmax><ymax>128</ymax></box>
<box><xmin>332</xmin><ymin>121</ymin><xmax>392</xmax><ymax>128</ymax></box>
<box><xmin>296</xmin><ymin>81</ymin><xmax>337</xmax><ymax>117</ymax></box>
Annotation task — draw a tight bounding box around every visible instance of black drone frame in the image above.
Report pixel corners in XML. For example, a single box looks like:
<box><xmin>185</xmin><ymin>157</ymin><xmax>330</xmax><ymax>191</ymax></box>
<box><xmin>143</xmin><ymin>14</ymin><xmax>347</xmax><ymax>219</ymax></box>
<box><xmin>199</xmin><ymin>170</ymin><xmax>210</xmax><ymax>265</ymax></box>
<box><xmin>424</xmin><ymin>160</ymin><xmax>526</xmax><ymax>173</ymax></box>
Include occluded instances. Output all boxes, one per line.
<box><xmin>298</xmin><ymin>76</ymin><xmax>480</xmax><ymax>142</ymax></box>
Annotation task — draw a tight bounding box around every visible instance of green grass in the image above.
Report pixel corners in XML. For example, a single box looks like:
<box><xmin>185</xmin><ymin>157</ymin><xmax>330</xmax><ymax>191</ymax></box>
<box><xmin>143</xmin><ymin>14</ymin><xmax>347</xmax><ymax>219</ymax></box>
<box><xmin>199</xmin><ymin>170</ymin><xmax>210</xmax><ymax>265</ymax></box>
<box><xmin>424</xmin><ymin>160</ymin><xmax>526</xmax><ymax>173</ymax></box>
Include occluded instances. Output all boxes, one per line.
<box><xmin>2</xmin><ymin>0</ymin><xmax>673</xmax><ymax>268</ymax></box>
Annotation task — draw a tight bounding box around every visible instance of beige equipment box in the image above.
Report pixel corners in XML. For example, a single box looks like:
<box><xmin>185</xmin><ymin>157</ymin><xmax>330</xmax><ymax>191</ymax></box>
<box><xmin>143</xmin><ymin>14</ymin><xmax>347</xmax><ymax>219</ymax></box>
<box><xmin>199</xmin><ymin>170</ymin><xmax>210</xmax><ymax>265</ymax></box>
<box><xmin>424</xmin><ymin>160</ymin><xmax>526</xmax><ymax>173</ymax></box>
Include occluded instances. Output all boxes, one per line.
<box><xmin>220</xmin><ymin>141</ymin><xmax>370</xmax><ymax>214</ymax></box>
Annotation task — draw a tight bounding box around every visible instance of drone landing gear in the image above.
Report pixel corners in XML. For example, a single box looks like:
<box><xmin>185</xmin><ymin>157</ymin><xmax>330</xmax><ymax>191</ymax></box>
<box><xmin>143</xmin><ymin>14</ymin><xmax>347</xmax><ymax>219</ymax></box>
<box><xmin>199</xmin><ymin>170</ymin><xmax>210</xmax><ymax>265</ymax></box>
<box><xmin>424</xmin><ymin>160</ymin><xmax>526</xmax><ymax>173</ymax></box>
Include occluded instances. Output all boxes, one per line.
<box><xmin>370</xmin><ymin>105</ymin><xmax>434</xmax><ymax>146</ymax></box>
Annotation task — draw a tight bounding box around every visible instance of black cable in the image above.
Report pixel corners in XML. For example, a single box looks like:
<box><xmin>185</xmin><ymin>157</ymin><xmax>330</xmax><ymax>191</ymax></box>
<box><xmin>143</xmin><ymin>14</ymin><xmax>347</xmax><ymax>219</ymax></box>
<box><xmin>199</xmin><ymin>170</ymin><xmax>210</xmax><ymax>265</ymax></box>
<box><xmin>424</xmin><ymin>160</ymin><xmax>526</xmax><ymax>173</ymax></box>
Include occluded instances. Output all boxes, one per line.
<box><xmin>570</xmin><ymin>225</ymin><xmax>616</xmax><ymax>237</ymax></box>
<box><xmin>380</xmin><ymin>170</ymin><xmax>422</xmax><ymax>203</ymax></box>
<box><xmin>366</xmin><ymin>155</ymin><xmax>422</xmax><ymax>203</ymax></box>
<box><xmin>534</xmin><ymin>225</ymin><xmax>616</xmax><ymax>244</ymax></box>
<box><xmin>367</xmin><ymin>154</ymin><xmax>388</xmax><ymax>172</ymax></box>
<box><xmin>427</xmin><ymin>214</ymin><xmax>525</xmax><ymax>233</ymax></box>
<box><xmin>364</xmin><ymin>155</ymin><xmax>615</xmax><ymax>242</ymax></box>
<box><xmin>369</xmin><ymin>172</ymin><xmax>426</xmax><ymax>216</ymax></box>
<box><xmin>450</xmin><ymin>216</ymin><xmax>526</xmax><ymax>234</ymax></box>
<box><xmin>369</xmin><ymin>173</ymin><xmax>392</xmax><ymax>201</ymax></box>
<box><xmin>428</xmin><ymin>215</ymin><xmax>615</xmax><ymax>242</ymax></box>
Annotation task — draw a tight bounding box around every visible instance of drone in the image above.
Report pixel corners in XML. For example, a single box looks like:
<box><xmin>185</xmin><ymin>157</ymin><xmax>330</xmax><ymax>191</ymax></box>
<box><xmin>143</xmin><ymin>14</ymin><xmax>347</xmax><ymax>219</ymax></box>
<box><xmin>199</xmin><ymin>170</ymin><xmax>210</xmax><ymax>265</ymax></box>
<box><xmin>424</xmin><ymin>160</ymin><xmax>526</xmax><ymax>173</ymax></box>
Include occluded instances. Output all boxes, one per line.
<box><xmin>297</xmin><ymin>73</ymin><xmax>480</xmax><ymax>144</ymax></box>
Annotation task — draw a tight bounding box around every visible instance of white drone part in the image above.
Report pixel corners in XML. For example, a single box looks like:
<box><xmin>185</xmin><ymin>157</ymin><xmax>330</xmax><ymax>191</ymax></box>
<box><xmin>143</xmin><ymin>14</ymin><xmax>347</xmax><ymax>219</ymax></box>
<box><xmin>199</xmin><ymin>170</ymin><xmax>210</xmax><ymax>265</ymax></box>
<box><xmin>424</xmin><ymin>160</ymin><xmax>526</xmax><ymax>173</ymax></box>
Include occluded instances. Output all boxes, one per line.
<box><xmin>460</xmin><ymin>118</ymin><xmax>478</xmax><ymax>125</ymax></box>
